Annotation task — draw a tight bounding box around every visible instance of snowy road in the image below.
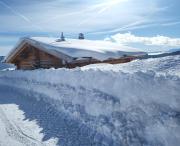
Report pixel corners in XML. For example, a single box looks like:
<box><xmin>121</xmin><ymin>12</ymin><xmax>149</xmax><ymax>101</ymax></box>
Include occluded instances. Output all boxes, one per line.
<box><xmin>0</xmin><ymin>93</ymin><xmax>57</xmax><ymax>146</ymax></box>
<box><xmin>0</xmin><ymin>105</ymin><xmax>45</xmax><ymax>146</ymax></box>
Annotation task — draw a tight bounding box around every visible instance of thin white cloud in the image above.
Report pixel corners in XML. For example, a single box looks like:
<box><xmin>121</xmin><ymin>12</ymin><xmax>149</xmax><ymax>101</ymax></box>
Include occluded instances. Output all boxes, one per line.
<box><xmin>0</xmin><ymin>0</ymin><xmax>169</xmax><ymax>33</ymax></box>
<box><xmin>41</xmin><ymin>0</ymin><xmax>129</xmax><ymax>27</ymax></box>
<box><xmin>0</xmin><ymin>0</ymin><xmax>30</xmax><ymax>22</ymax></box>
<box><xmin>78</xmin><ymin>0</ymin><xmax>129</xmax><ymax>26</ymax></box>
<box><xmin>108</xmin><ymin>32</ymin><xmax>180</xmax><ymax>47</ymax></box>
<box><xmin>88</xmin><ymin>20</ymin><xmax>155</xmax><ymax>34</ymax></box>
<box><xmin>0</xmin><ymin>0</ymin><xmax>47</xmax><ymax>32</ymax></box>
<box><xmin>94</xmin><ymin>0</ymin><xmax>128</xmax><ymax>14</ymax></box>
<box><xmin>87</xmin><ymin>4</ymin><xmax>169</xmax><ymax>35</ymax></box>
<box><xmin>162</xmin><ymin>21</ymin><xmax>180</xmax><ymax>26</ymax></box>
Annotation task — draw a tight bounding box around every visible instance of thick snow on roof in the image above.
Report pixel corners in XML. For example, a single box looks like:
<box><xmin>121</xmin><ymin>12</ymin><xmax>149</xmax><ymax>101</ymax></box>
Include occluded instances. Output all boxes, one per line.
<box><xmin>29</xmin><ymin>37</ymin><xmax>146</xmax><ymax>61</ymax></box>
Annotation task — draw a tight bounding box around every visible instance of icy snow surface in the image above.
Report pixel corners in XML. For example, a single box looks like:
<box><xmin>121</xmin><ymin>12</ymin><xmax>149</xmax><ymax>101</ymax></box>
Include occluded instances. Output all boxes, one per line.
<box><xmin>0</xmin><ymin>55</ymin><xmax>180</xmax><ymax>146</ymax></box>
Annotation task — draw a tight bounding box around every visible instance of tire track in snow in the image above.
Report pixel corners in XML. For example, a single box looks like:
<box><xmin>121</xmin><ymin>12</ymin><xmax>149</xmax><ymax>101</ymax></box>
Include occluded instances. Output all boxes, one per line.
<box><xmin>0</xmin><ymin>106</ymin><xmax>46</xmax><ymax>146</ymax></box>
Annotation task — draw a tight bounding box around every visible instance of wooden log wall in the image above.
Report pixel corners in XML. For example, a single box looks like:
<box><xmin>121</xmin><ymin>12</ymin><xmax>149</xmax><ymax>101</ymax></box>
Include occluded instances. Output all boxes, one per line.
<box><xmin>14</xmin><ymin>45</ymin><xmax>63</xmax><ymax>70</ymax></box>
<box><xmin>66</xmin><ymin>56</ymin><xmax>136</xmax><ymax>68</ymax></box>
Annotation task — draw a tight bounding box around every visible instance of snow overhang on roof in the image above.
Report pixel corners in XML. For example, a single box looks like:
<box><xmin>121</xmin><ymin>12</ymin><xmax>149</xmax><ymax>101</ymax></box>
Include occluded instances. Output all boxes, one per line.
<box><xmin>5</xmin><ymin>37</ymin><xmax>147</xmax><ymax>63</ymax></box>
<box><xmin>5</xmin><ymin>37</ymin><xmax>74</xmax><ymax>63</ymax></box>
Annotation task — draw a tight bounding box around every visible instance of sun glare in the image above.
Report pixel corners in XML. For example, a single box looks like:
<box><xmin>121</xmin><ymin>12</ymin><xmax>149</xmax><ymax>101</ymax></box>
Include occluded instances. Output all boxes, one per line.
<box><xmin>104</xmin><ymin>0</ymin><xmax>127</xmax><ymax>6</ymax></box>
<box><xmin>96</xmin><ymin>0</ymin><xmax>127</xmax><ymax>14</ymax></box>
<box><xmin>107</xmin><ymin>0</ymin><xmax>125</xmax><ymax>5</ymax></box>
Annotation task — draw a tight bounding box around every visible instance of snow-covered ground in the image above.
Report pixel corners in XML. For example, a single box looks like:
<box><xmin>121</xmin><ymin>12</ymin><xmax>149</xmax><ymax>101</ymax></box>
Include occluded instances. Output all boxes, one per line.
<box><xmin>0</xmin><ymin>101</ymin><xmax>57</xmax><ymax>146</ymax></box>
<box><xmin>0</xmin><ymin>55</ymin><xmax>180</xmax><ymax>146</ymax></box>
<box><xmin>0</xmin><ymin>56</ymin><xmax>15</xmax><ymax>70</ymax></box>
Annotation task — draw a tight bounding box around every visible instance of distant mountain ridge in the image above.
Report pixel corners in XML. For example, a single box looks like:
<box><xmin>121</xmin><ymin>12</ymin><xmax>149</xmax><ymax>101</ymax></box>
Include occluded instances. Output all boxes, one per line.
<box><xmin>140</xmin><ymin>48</ymin><xmax>180</xmax><ymax>59</ymax></box>
<box><xmin>168</xmin><ymin>48</ymin><xmax>180</xmax><ymax>53</ymax></box>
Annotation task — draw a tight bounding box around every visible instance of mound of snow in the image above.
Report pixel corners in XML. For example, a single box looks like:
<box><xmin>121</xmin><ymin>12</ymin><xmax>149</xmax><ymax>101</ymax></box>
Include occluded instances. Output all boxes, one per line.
<box><xmin>82</xmin><ymin>55</ymin><xmax>180</xmax><ymax>77</ymax></box>
<box><xmin>0</xmin><ymin>55</ymin><xmax>179</xmax><ymax>146</ymax></box>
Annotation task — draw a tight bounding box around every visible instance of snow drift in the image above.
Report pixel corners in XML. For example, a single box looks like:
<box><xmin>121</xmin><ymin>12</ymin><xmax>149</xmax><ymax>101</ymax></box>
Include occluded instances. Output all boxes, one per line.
<box><xmin>0</xmin><ymin>55</ymin><xmax>180</xmax><ymax>146</ymax></box>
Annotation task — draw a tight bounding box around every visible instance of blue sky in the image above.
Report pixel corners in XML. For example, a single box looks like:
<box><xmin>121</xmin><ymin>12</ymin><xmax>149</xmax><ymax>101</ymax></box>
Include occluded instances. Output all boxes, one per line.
<box><xmin>0</xmin><ymin>0</ymin><xmax>180</xmax><ymax>55</ymax></box>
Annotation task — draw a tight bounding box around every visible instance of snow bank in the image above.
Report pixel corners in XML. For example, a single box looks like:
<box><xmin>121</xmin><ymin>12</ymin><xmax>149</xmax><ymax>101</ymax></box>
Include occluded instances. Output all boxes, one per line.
<box><xmin>0</xmin><ymin>55</ymin><xmax>180</xmax><ymax>146</ymax></box>
<box><xmin>82</xmin><ymin>55</ymin><xmax>180</xmax><ymax>77</ymax></box>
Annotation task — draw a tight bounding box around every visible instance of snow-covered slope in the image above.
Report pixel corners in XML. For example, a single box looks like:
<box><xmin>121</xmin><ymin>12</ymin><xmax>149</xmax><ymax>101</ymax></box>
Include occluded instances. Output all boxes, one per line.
<box><xmin>0</xmin><ymin>55</ymin><xmax>180</xmax><ymax>146</ymax></box>
<box><xmin>146</xmin><ymin>49</ymin><xmax>180</xmax><ymax>59</ymax></box>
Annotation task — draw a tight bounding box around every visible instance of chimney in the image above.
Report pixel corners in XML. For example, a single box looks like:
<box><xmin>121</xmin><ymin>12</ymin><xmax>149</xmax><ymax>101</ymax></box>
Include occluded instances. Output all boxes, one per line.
<box><xmin>78</xmin><ymin>33</ymin><xmax>85</xmax><ymax>40</ymax></box>
<box><xmin>61</xmin><ymin>32</ymin><xmax>65</xmax><ymax>41</ymax></box>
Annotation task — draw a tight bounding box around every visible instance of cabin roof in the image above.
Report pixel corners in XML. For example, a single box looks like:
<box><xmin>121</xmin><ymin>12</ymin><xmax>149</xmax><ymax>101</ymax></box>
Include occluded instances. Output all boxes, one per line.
<box><xmin>5</xmin><ymin>37</ymin><xmax>147</xmax><ymax>63</ymax></box>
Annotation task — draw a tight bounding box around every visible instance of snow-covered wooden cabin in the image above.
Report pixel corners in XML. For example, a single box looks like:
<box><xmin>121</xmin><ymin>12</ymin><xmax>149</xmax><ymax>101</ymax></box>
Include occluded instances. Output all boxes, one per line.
<box><xmin>5</xmin><ymin>36</ymin><xmax>146</xmax><ymax>70</ymax></box>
